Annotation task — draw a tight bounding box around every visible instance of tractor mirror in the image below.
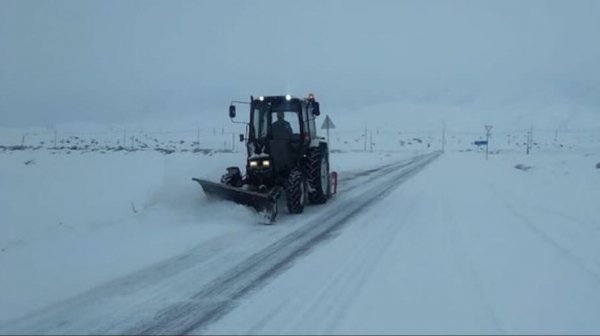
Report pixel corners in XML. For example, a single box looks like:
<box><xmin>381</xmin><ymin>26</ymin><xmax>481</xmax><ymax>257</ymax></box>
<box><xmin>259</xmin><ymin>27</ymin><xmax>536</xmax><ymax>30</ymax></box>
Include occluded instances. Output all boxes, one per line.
<box><xmin>310</xmin><ymin>101</ymin><xmax>320</xmax><ymax>116</ymax></box>
<box><xmin>229</xmin><ymin>105</ymin><xmax>236</xmax><ymax>118</ymax></box>
<box><xmin>239</xmin><ymin>134</ymin><xmax>244</xmax><ymax>142</ymax></box>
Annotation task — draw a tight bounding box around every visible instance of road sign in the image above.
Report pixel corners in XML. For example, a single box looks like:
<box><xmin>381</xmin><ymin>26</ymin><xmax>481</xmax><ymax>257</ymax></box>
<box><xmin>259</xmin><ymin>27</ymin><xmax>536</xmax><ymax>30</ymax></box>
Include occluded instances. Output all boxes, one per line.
<box><xmin>321</xmin><ymin>115</ymin><xmax>336</xmax><ymax>129</ymax></box>
<box><xmin>321</xmin><ymin>115</ymin><xmax>335</xmax><ymax>144</ymax></box>
<box><xmin>474</xmin><ymin>140</ymin><xmax>488</xmax><ymax>146</ymax></box>
<box><xmin>485</xmin><ymin>125</ymin><xmax>493</xmax><ymax>132</ymax></box>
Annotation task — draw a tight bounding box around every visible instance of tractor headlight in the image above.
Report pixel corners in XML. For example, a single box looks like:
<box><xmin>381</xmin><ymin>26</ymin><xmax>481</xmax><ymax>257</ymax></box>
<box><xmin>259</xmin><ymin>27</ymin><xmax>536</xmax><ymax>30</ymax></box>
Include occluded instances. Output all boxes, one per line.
<box><xmin>285</xmin><ymin>94</ymin><xmax>292</xmax><ymax>101</ymax></box>
<box><xmin>249</xmin><ymin>160</ymin><xmax>258</xmax><ymax>167</ymax></box>
<box><xmin>262</xmin><ymin>160</ymin><xmax>270</xmax><ymax>167</ymax></box>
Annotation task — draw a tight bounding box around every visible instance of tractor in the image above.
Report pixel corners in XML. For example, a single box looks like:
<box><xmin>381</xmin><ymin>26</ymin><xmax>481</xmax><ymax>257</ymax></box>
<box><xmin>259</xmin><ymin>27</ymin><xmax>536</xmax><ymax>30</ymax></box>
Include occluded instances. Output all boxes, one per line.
<box><xmin>192</xmin><ymin>94</ymin><xmax>336</xmax><ymax>223</ymax></box>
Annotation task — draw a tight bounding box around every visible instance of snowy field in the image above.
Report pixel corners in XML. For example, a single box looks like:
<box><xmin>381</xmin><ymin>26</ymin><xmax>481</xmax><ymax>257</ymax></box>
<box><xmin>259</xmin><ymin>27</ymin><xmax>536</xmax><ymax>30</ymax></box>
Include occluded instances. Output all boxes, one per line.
<box><xmin>0</xmin><ymin>146</ymin><xmax>414</xmax><ymax>326</ymax></box>
<box><xmin>3</xmin><ymin>0</ymin><xmax>600</xmax><ymax>333</ymax></box>
<box><xmin>1</xmin><ymin>128</ymin><xmax>600</xmax><ymax>334</ymax></box>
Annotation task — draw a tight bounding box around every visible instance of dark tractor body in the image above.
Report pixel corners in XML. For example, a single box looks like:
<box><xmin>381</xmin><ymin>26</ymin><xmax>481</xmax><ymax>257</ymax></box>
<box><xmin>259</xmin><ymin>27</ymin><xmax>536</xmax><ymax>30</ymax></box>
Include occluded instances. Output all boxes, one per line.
<box><xmin>193</xmin><ymin>94</ymin><xmax>335</xmax><ymax>223</ymax></box>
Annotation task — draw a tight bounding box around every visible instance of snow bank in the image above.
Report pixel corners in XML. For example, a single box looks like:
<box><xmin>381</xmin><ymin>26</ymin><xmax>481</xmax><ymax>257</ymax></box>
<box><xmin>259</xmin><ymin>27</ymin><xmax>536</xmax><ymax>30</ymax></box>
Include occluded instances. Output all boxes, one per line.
<box><xmin>0</xmin><ymin>150</ymin><xmax>254</xmax><ymax>323</ymax></box>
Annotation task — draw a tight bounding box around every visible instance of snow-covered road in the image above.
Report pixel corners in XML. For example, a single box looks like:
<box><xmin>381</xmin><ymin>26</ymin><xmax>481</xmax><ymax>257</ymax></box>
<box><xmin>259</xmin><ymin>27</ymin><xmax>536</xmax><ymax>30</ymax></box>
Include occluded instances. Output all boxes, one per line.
<box><xmin>205</xmin><ymin>151</ymin><xmax>600</xmax><ymax>335</ymax></box>
<box><xmin>0</xmin><ymin>152</ymin><xmax>440</xmax><ymax>334</ymax></box>
<box><xmin>2</xmin><ymin>149</ymin><xmax>599</xmax><ymax>334</ymax></box>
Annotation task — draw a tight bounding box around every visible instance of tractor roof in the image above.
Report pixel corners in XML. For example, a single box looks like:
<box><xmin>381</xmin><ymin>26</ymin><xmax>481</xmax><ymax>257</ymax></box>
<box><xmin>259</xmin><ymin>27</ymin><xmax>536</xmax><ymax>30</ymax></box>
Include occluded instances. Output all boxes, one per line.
<box><xmin>254</xmin><ymin>95</ymin><xmax>305</xmax><ymax>103</ymax></box>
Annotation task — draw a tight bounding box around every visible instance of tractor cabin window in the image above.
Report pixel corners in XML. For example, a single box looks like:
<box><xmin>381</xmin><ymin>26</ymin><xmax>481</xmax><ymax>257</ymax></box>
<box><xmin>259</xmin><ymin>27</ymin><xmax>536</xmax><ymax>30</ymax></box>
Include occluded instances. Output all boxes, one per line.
<box><xmin>253</xmin><ymin>107</ymin><xmax>269</xmax><ymax>139</ymax></box>
<box><xmin>271</xmin><ymin>111</ymin><xmax>300</xmax><ymax>140</ymax></box>
<box><xmin>252</xmin><ymin>101</ymin><xmax>302</xmax><ymax>140</ymax></box>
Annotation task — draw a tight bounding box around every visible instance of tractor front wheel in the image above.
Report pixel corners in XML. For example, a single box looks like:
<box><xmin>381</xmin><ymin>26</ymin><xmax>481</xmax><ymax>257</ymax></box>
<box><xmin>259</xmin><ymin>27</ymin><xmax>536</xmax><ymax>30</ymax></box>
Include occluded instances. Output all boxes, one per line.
<box><xmin>220</xmin><ymin>166</ymin><xmax>242</xmax><ymax>187</ymax></box>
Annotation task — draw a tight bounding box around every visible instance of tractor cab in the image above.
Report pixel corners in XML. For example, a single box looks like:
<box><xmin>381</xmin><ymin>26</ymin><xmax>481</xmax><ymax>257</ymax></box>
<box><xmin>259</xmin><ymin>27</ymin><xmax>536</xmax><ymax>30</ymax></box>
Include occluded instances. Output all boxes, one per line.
<box><xmin>230</xmin><ymin>95</ymin><xmax>321</xmax><ymax>186</ymax></box>
<box><xmin>248</xmin><ymin>96</ymin><xmax>315</xmax><ymax>175</ymax></box>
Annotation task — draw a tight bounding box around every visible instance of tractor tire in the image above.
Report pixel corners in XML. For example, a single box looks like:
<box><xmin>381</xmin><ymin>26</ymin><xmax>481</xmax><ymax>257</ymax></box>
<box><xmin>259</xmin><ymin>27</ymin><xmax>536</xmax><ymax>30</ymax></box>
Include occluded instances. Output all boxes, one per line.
<box><xmin>220</xmin><ymin>167</ymin><xmax>242</xmax><ymax>187</ymax></box>
<box><xmin>286</xmin><ymin>169</ymin><xmax>306</xmax><ymax>214</ymax></box>
<box><xmin>306</xmin><ymin>146</ymin><xmax>330</xmax><ymax>204</ymax></box>
<box><xmin>220</xmin><ymin>173</ymin><xmax>234</xmax><ymax>186</ymax></box>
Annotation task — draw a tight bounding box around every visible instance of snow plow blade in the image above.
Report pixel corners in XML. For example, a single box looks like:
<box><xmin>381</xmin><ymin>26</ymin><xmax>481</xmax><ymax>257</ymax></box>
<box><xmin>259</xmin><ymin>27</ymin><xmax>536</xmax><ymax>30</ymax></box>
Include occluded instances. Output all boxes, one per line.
<box><xmin>192</xmin><ymin>178</ymin><xmax>280</xmax><ymax>222</ymax></box>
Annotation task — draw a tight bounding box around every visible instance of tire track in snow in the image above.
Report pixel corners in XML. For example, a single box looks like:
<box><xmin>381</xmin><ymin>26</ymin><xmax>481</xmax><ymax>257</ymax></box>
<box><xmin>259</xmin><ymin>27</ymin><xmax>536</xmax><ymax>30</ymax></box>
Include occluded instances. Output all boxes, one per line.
<box><xmin>0</xmin><ymin>152</ymin><xmax>440</xmax><ymax>335</ymax></box>
<box><xmin>319</xmin><ymin>192</ymin><xmax>425</xmax><ymax>334</ymax></box>
<box><xmin>135</xmin><ymin>152</ymin><xmax>441</xmax><ymax>335</ymax></box>
<box><xmin>440</xmin><ymin>189</ymin><xmax>504</xmax><ymax>333</ymax></box>
<box><xmin>225</xmin><ymin>160</ymin><xmax>432</xmax><ymax>334</ymax></box>
<box><xmin>274</xmin><ymin>192</ymin><xmax>424</xmax><ymax>334</ymax></box>
<box><xmin>491</xmin><ymin>188</ymin><xmax>600</xmax><ymax>284</ymax></box>
<box><xmin>492</xmin><ymin>186</ymin><xmax>598</xmax><ymax>233</ymax></box>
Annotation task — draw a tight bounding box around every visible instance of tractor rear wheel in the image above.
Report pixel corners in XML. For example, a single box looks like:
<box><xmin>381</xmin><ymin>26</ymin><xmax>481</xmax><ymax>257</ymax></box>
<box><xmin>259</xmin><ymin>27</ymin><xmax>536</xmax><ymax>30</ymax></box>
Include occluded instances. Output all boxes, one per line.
<box><xmin>306</xmin><ymin>147</ymin><xmax>330</xmax><ymax>204</ymax></box>
<box><xmin>286</xmin><ymin>169</ymin><xmax>306</xmax><ymax>214</ymax></box>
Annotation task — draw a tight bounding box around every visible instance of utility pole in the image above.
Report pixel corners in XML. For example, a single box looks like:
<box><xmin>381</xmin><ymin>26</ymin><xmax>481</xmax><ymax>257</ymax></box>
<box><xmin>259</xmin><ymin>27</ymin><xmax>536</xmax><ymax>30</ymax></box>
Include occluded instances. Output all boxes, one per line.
<box><xmin>531</xmin><ymin>127</ymin><xmax>534</xmax><ymax>153</ymax></box>
<box><xmin>363</xmin><ymin>126</ymin><xmax>367</xmax><ymax>152</ymax></box>
<box><xmin>123</xmin><ymin>128</ymin><xmax>127</xmax><ymax>146</ymax></box>
<box><xmin>370</xmin><ymin>131</ymin><xmax>373</xmax><ymax>152</ymax></box>
<box><xmin>54</xmin><ymin>130</ymin><xmax>58</xmax><ymax>148</ymax></box>
<box><xmin>526</xmin><ymin>126</ymin><xmax>534</xmax><ymax>155</ymax></box>
<box><xmin>442</xmin><ymin>121</ymin><xmax>446</xmax><ymax>152</ymax></box>
<box><xmin>485</xmin><ymin>125</ymin><xmax>493</xmax><ymax>160</ymax></box>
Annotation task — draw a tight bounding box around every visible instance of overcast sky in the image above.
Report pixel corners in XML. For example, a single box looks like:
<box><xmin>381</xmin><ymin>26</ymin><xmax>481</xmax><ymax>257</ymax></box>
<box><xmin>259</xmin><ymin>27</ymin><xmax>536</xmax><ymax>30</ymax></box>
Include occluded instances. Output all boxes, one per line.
<box><xmin>1</xmin><ymin>0</ymin><xmax>599</xmax><ymax>127</ymax></box>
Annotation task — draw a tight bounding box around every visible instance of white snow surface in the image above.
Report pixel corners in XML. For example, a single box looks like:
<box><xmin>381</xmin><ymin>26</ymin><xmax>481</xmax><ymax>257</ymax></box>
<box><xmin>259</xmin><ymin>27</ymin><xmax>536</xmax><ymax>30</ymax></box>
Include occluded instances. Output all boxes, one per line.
<box><xmin>204</xmin><ymin>150</ymin><xmax>600</xmax><ymax>334</ymax></box>
<box><xmin>1</xmin><ymin>127</ymin><xmax>600</xmax><ymax>334</ymax></box>
<box><xmin>0</xmin><ymin>148</ymin><xmax>410</xmax><ymax>325</ymax></box>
